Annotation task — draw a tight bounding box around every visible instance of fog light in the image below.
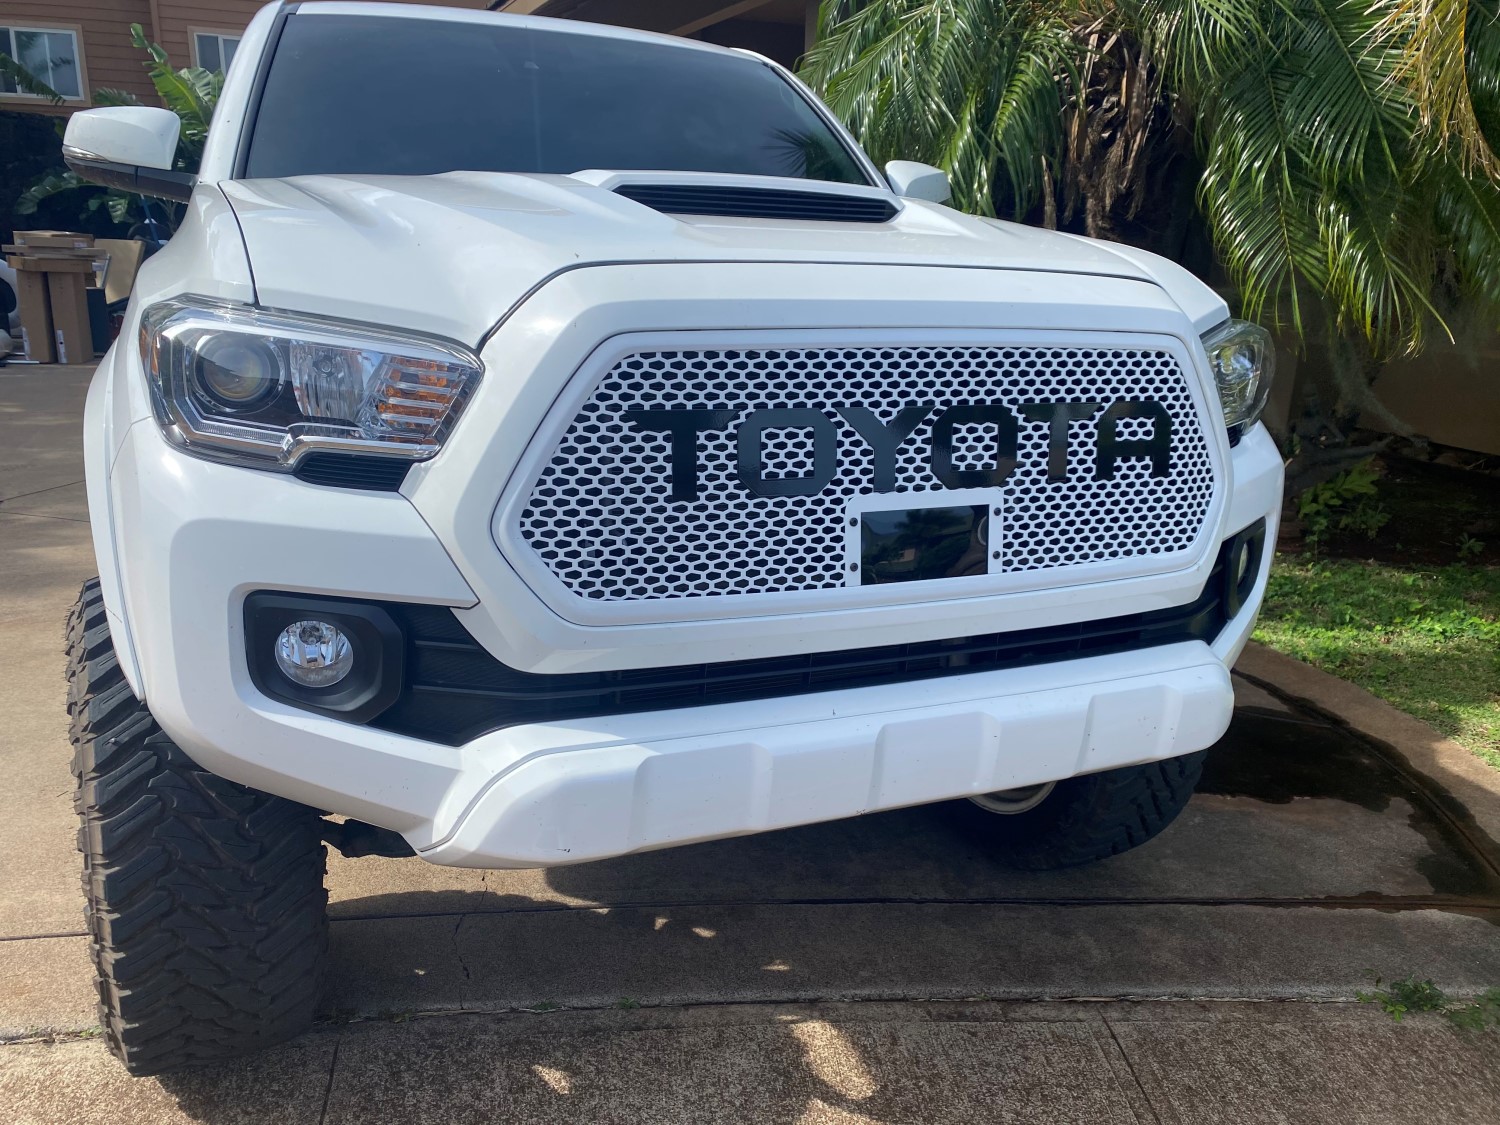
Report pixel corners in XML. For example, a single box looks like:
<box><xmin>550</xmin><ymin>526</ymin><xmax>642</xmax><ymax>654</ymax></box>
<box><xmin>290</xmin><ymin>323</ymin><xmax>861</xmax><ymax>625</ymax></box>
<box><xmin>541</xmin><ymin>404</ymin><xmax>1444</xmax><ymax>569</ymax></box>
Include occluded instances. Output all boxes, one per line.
<box><xmin>1233</xmin><ymin>539</ymin><xmax>1252</xmax><ymax>586</ymax></box>
<box><xmin>274</xmin><ymin>620</ymin><xmax>353</xmax><ymax>688</ymax></box>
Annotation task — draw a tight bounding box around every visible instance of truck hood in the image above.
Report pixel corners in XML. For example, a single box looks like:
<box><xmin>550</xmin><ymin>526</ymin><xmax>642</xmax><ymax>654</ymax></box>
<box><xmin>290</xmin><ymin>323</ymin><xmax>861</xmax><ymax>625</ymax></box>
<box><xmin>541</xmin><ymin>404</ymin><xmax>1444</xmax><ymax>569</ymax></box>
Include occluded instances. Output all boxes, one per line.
<box><xmin>219</xmin><ymin>172</ymin><xmax>1224</xmax><ymax>346</ymax></box>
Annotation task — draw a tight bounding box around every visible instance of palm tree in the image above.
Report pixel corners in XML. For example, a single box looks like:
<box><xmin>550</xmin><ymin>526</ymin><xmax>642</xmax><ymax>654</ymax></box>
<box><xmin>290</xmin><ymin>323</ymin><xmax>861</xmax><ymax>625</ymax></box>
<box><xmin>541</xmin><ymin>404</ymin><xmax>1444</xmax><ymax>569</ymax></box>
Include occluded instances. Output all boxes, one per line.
<box><xmin>800</xmin><ymin>1</ymin><xmax>1500</xmax><ymax>427</ymax></box>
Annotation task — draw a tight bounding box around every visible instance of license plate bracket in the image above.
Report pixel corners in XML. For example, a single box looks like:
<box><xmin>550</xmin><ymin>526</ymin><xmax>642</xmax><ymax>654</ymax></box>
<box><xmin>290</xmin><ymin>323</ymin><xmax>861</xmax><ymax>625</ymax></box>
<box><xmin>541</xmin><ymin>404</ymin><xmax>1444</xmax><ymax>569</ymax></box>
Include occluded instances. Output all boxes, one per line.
<box><xmin>843</xmin><ymin>490</ymin><xmax>1002</xmax><ymax>587</ymax></box>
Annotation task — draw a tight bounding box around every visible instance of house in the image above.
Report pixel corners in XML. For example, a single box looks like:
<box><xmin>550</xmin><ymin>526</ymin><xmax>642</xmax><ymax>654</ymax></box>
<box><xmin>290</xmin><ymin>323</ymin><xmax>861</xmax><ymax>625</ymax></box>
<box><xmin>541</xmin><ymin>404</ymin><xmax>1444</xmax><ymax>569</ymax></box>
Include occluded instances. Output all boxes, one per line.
<box><xmin>0</xmin><ymin>0</ymin><xmax>817</xmax><ymax>117</ymax></box>
<box><xmin>493</xmin><ymin>1</ymin><xmax>818</xmax><ymax>67</ymax></box>
<box><xmin>3</xmin><ymin>1</ymin><xmax>272</xmax><ymax>113</ymax></box>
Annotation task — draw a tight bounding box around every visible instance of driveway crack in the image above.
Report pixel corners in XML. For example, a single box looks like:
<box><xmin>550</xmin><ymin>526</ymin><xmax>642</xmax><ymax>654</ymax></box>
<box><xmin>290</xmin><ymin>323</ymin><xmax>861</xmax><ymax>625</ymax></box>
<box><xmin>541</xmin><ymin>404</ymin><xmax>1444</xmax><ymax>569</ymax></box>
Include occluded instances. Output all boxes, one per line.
<box><xmin>0</xmin><ymin>478</ymin><xmax>84</xmax><ymax>504</ymax></box>
<box><xmin>0</xmin><ymin>509</ymin><xmax>89</xmax><ymax>524</ymax></box>
<box><xmin>452</xmin><ymin>914</ymin><xmax>472</xmax><ymax>1005</ymax></box>
<box><xmin>316</xmin><ymin>1032</ymin><xmax>342</xmax><ymax>1125</ymax></box>
<box><xmin>1103</xmin><ymin>1016</ymin><xmax>1163</xmax><ymax>1125</ymax></box>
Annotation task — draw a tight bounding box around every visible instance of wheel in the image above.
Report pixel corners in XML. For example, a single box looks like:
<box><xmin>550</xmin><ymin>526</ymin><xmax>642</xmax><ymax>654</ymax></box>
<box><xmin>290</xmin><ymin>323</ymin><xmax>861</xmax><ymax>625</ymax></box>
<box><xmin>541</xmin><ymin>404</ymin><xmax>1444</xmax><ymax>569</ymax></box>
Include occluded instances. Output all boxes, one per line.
<box><xmin>67</xmin><ymin>579</ymin><xmax>329</xmax><ymax>1075</ymax></box>
<box><xmin>948</xmin><ymin>752</ymin><xmax>1207</xmax><ymax>870</ymax></box>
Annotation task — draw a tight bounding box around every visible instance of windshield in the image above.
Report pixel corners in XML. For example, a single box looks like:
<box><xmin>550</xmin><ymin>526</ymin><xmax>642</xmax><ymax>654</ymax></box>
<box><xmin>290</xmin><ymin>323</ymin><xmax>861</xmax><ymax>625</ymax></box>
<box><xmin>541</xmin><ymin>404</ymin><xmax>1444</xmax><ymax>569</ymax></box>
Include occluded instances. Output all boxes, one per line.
<box><xmin>243</xmin><ymin>15</ymin><xmax>871</xmax><ymax>185</ymax></box>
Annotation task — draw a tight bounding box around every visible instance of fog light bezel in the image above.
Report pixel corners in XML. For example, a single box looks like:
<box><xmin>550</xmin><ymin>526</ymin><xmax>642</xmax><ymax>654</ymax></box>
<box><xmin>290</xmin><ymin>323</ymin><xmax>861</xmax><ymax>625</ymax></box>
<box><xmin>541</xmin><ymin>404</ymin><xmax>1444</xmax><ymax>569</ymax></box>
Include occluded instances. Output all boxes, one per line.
<box><xmin>244</xmin><ymin>593</ymin><xmax>404</xmax><ymax>723</ymax></box>
<box><xmin>1221</xmin><ymin>518</ymin><xmax>1267</xmax><ymax>621</ymax></box>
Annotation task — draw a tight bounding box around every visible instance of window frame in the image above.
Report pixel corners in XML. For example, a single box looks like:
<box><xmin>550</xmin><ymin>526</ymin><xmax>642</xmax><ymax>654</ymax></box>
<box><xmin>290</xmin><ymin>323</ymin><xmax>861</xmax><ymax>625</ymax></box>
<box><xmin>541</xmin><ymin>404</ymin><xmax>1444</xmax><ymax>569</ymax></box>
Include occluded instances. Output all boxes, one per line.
<box><xmin>0</xmin><ymin>23</ymin><xmax>88</xmax><ymax>104</ymax></box>
<box><xmin>191</xmin><ymin>28</ymin><xmax>243</xmax><ymax>74</ymax></box>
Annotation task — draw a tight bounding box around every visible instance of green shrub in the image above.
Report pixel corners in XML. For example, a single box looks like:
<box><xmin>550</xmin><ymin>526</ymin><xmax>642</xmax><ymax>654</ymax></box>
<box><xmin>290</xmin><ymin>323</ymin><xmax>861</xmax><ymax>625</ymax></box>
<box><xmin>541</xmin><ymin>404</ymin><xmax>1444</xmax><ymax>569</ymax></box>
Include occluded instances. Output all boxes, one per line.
<box><xmin>1298</xmin><ymin>460</ymin><xmax>1389</xmax><ymax>551</ymax></box>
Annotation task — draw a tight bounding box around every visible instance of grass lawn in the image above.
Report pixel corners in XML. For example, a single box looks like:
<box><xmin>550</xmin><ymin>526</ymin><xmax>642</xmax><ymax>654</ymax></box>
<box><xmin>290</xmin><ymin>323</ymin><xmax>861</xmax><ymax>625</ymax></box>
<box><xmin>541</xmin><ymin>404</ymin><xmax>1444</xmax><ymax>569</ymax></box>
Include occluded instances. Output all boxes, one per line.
<box><xmin>1254</xmin><ymin>557</ymin><xmax>1500</xmax><ymax>768</ymax></box>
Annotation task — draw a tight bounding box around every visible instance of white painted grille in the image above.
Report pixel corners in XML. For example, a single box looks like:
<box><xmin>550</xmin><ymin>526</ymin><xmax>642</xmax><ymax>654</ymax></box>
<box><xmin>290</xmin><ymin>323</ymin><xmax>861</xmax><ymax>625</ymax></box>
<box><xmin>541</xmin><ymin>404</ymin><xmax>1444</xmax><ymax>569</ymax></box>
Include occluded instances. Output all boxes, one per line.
<box><xmin>519</xmin><ymin>344</ymin><xmax>1217</xmax><ymax>602</ymax></box>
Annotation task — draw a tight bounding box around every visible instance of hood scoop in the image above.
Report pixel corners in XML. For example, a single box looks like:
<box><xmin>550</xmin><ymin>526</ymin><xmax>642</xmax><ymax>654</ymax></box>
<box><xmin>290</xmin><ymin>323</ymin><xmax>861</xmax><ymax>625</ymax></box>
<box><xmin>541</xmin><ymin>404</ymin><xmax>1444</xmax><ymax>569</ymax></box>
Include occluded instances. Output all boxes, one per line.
<box><xmin>612</xmin><ymin>182</ymin><xmax>898</xmax><ymax>224</ymax></box>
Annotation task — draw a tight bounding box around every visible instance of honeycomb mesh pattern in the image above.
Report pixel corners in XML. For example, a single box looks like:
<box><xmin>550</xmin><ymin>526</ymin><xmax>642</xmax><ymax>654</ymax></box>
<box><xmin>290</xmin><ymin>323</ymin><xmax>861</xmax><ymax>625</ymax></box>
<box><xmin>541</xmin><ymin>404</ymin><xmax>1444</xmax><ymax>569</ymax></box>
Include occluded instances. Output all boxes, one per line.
<box><xmin>519</xmin><ymin>345</ymin><xmax>1216</xmax><ymax>602</ymax></box>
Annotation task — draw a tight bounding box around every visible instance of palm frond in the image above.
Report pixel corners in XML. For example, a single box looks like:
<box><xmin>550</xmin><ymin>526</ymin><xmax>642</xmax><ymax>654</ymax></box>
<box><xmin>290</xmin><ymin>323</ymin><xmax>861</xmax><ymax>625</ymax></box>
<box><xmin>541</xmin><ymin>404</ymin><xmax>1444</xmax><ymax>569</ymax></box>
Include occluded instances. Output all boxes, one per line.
<box><xmin>1317</xmin><ymin>185</ymin><xmax>1442</xmax><ymax>354</ymax></box>
<box><xmin>91</xmin><ymin>87</ymin><xmax>143</xmax><ymax>107</ymax></box>
<box><xmin>0</xmin><ymin>52</ymin><xmax>62</xmax><ymax>103</ymax></box>
<box><xmin>1186</xmin><ymin>11</ymin><xmax>1313</xmax><ymax>330</ymax></box>
<box><xmin>127</xmin><ymin>23</ymin><xmax>220</xmax><ymax>156</ymax></box>
<box><xmin>1467</xmin><ymin>1</ymin><xmax>1500</xmax><ymax>162</ymax></box>
<box><xmin>1131</xmin><ymin>0</ymin><xmax>1273</xmax><ymax>91</ymax></box>
<box><xmin>1283</xmin><ymin>0</ymin><xmax>1409</xmax><ymax>184</ymax></box>
<box><xmin>803</xmin><ymin>0</ymin><xmax>1076</xmax><ymax>216</ymax></box>
<box><xmin>1384</xmin><ymin>0</ymin><xmax>1500</xmax><ymax>176</ymax></box>
<box><xmin>15</xmin><ymin>171</ymin><xmax>87</xmax><ymax>216</ymax></box>
<box><xmin>1427</xmin><ymin>154</ymin><xmax>1500</xmax><ymax>305</ymax></box>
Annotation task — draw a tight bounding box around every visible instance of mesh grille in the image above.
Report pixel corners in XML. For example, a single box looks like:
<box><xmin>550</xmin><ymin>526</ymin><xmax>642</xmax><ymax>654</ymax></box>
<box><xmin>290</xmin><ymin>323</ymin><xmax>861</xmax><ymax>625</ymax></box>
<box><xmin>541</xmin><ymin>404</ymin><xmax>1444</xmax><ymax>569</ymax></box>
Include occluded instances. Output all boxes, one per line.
<box><xmin>519</xmin><ymin>344</ymin><xmax>1216</xmax><ymax>602</ymax></box>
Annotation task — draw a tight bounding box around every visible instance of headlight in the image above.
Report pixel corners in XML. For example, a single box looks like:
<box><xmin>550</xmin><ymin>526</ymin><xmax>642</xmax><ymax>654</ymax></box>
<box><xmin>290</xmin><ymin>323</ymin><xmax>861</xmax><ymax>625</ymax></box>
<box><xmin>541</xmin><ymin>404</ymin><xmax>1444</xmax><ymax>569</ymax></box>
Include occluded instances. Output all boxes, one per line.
<box><xmin>1201</xmin><ymin>318</ymin><xmax>1275</xmax><ymax>434</ymax></box>
<box><xmin>139</xmin><ymin>296</ymin><xmax>483</xmax><ymax>471</ymax></box>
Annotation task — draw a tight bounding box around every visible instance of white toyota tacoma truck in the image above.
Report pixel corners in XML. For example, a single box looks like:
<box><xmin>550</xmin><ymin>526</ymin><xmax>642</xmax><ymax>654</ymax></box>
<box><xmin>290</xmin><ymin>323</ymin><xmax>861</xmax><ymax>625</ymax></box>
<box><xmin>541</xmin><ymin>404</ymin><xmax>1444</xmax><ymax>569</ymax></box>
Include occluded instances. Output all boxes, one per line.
<box><xmin>63</xmin><ymin>0</ymin><xmax>1281</xmax><ymax>1074</ymax></box>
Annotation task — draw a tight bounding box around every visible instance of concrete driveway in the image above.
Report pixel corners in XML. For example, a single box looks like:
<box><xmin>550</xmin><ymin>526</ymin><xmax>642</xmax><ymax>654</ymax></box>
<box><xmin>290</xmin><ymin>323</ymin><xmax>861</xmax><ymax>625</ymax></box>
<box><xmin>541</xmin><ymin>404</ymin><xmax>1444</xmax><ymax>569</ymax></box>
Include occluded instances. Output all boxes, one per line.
<box><xmin>3</xmin><ymin>364</ymin><xmax>1500</xmax><ymax>1122</ymax></box>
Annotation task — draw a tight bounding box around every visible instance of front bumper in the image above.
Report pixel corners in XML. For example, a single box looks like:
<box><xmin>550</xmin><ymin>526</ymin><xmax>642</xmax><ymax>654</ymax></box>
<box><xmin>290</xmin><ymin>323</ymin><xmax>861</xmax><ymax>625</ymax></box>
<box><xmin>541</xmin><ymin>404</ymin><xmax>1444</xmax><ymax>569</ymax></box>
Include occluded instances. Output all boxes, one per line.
<box><xmin>420</xmin><ymin>642</ymin><xmax>1234</xmax><ymax>867</ymax></box>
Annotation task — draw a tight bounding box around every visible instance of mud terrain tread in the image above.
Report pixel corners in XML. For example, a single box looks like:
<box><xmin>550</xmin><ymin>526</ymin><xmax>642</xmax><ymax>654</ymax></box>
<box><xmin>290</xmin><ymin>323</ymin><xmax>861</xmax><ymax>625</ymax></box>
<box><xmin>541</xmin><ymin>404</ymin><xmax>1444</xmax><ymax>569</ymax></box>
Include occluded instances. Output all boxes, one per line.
<box><xmin>950</xmin><ymin>751</ymin><xmax>1207</xmax><ymax>870</ymax></box>
<box><xmin>67</xmin><ymin>579</ymin><xmax>328</xmax><ymax>1075</ymax></box>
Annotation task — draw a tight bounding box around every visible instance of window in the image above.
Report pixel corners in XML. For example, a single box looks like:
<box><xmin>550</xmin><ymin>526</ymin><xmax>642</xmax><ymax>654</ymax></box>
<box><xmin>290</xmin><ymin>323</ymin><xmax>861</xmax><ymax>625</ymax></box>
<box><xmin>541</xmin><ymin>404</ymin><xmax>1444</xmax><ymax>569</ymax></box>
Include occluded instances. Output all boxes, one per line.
<box><xmin>0</xmin><ymin>26</ymin><xmax>83</xmax><ymax>100</ymax></box>
<box><xmin>245</xmin><ymin>15</ymin><xmax>870</xmax><ymax>185</ymax></box>
<box><xmin>194</xmin><ymin>32</ymin><xmax>240</xmax><ymax>74</ymax></box>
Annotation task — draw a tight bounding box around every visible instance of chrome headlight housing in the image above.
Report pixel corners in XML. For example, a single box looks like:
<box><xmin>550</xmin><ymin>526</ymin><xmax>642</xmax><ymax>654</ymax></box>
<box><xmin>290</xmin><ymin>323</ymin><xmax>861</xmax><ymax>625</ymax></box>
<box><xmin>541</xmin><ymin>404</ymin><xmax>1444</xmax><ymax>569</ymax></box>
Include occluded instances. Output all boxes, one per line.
<box><xmin>139</xmin><ymin>297</ymin><xmax>483</xmax><ymax>471</ymax></box>
<box><xmin>1202</xmin><ymin>318</ymin><xmax>1275</xmax><ymax>435</ymax></box>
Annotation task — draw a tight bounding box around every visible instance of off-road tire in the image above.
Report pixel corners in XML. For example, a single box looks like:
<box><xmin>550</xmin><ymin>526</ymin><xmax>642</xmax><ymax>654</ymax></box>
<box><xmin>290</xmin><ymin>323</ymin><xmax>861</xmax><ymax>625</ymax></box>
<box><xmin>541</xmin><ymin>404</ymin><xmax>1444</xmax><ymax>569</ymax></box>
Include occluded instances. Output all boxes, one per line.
<box><xmin>947</xmin><ymin>751</ymin><xmax>1207</xmax><ymax>870</ymax></box>
<box><xmin>67</xmin><ymin>578</ymin><xmax>329</xmax><ymax>1076</ymax></box>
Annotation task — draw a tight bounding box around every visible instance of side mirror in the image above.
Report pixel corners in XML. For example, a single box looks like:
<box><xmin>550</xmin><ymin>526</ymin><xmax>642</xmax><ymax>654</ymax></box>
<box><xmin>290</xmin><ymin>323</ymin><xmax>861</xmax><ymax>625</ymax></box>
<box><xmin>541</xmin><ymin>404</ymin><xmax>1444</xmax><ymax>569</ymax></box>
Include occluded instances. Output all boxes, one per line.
<box><xmin>63</xmin><ymin>107</ymin><xmax>195</xmax><ymax>203</ymax></box>
<box><xmin>885</xmin><ymin>160</ymin><xmax>951</xmax><ymax>204</ymax></box>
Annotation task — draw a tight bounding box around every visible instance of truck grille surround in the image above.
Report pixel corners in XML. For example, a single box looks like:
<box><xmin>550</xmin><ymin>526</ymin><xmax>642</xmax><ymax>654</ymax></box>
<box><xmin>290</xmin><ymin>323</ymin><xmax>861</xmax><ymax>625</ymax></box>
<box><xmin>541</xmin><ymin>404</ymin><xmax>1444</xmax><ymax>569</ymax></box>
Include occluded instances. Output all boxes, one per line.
<box><xmin>518</xmin><ymin>342</ymin><xmax>1217</xmax><ymax>603</ymax></box>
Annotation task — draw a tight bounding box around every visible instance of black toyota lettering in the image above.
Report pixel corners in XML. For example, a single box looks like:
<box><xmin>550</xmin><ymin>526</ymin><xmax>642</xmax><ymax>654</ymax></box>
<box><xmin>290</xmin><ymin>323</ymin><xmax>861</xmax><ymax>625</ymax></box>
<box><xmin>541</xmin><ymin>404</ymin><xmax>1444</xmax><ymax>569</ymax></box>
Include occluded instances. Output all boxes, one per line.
<box><xmin>929</xmin><ymin>403</ymin><xmax>1019</xmax><ymax>489</ymax></box>
<box><xmin>736</xmin><ymin>407</ymin><xmax>841</xmax><ymax>498</ymax></box>
<box><xmin>625</xmin><ymin>399</ymin><xmax>1171</xmax><ymax>500</ymax></box>
<box><xmin>1095</xmin><ymin>401</ymin><xmax>1172</xmax><ymax>480</ymax></box>
<box><xmin>836</xmin><ymin>405</ymin><xmax>934</xmax><ymax>493</ymax></box>
<box><xmin>624</xmin><ymin>407</ymin><xmax>738</xmax><ymax>501</ymax></box>
<box><xmin>1020</xmin><ymin>401</ymin><xmax>1104</xmax><ymax>482</ymax></box>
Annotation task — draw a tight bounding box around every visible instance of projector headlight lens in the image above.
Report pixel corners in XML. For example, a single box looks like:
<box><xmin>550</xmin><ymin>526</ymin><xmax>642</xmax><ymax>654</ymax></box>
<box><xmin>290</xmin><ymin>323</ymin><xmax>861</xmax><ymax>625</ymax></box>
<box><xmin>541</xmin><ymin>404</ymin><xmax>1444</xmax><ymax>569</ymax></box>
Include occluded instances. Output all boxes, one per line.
<box><xmin>193</xmin><ymin>333</ymin><xmax>284</xmax><ymax>412</ymax></box>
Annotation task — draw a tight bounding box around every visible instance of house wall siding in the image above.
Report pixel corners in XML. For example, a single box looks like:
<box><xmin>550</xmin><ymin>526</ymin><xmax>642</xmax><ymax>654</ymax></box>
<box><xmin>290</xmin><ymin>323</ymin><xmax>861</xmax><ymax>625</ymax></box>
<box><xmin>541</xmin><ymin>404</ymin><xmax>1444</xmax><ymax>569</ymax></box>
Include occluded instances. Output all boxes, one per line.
<box><xmin>1</xmin><ymin>0</ymin><xmax>155</xmax><ymax>114</ymax></box>
<box><xmin>155</xmin><ymin>0</ymin><xmax>268</xmax><ymax>72</ymax></box>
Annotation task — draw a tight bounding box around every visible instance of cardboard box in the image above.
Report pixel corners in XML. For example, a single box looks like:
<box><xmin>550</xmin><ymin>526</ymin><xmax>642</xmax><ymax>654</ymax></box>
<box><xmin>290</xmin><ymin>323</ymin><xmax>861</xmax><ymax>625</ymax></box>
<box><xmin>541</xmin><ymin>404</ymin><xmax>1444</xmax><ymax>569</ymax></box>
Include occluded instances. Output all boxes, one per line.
<box><xmin>12</xmin><ymin>230</ymin><xmax>94</xmax><ymax>251</ymax></box>
<box><xmin>47</xmin><ymin>271</ymin><xmax>93</xmax><ymax>365</ymax></box>
<box><xmin>8</xmin><ymin>255</ymin><xmax>95</xmax><ymax>274</ymax></box>
<box><xmin>95</xmin><ymin>238</ymin><xmax>146</xmax><ymax>304</ymax></box>
<box><xmin>6</xmin><ymin>253</ymin><xmax>104</xmax><ymax>362</ymax></box>
<box><xmin>4</xmin><ymin>243</ymin><xmax>95</xmax><ymax>254</ymax></box>
<box><xmin>14</xmin><ymin>268</ymin><xmax>53</xmax><ymax>363</ymax></box>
